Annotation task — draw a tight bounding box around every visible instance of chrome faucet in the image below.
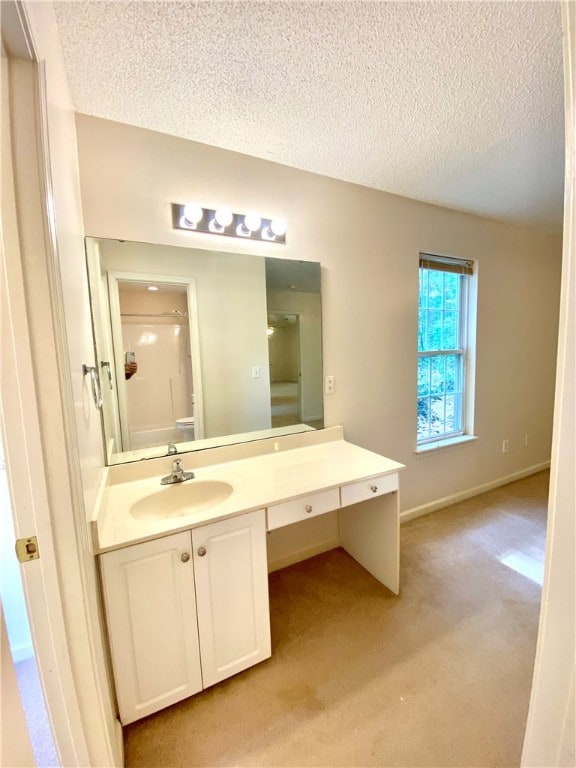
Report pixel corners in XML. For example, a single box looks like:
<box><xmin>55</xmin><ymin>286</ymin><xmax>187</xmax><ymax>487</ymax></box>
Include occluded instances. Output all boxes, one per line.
<box><xmin>167</xmin><ymin>442</ymin><xmax>178</xmax><ymax>455</ymax></box>
<box><xmin>160</xmin><ymin>458</ymin><xmax>195</xmax><ymax>485</ymax></box>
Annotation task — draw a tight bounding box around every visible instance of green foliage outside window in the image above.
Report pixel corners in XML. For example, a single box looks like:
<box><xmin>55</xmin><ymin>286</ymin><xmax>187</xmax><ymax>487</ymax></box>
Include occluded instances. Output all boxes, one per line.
<box><xmin>417</xmin><ymin>268</ymin><xmax>464</xmax><ymax>442</ymax></box>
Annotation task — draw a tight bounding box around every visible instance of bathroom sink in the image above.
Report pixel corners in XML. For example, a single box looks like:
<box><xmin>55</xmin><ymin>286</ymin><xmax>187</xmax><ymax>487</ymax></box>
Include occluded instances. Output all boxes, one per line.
<box><xmin>129</xmin><ymin>480</ymin><xmax>234</xmax><ymax>520</ymax></box>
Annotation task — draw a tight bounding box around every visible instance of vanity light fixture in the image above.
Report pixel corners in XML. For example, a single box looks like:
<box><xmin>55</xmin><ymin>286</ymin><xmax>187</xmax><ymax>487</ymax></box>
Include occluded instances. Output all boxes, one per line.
<box><xmin>182</xmin><ymin>202</ymin><xmax>204</xmax><ymax>229</ymax></box>
<box><xmin>237</xmin><ymin>212</ymin><xmax>261</xmax><ymax>238</ymax></box>
<box><xmin>209</xmin><ymin>207</ymin><xmax>234</xmax><ymax>233</ymax></box>
<box><xmin>262</xmin><ymin>216</ymin><xmax>287</xmax><ymax>241</ymax></box>
<box><xmin>172</xmin><ymin>203</ymin><xmax>287</xmax><ymax>244</ymax></box>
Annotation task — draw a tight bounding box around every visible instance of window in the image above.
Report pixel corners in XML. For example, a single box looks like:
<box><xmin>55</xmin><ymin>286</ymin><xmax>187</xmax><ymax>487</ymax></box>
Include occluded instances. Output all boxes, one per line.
<box><xmin>417</xmin><ymin>253</ymin><xmax>474</xmax><ymax>446</ymax></box>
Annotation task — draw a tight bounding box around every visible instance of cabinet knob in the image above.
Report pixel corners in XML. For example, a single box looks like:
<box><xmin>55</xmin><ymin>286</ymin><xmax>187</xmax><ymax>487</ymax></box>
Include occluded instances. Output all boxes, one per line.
<box><xmin>181</xmin><ymin>552</ymin><xmax>190</xmax><ymax>563</ymax></box>
<box><xmin>370</xmin><ymin>485</ymin><xmax>378</xmax><ymax>493</ymax></box>
<box><xmin>197</xmin><ymin>546</ymin><xmax>207</xmax><ymax>557</ymax></box>
<box><xmin>305</xmin><ymin>504</ymin><xmax>313</xmax><ymax>513</ymax></box>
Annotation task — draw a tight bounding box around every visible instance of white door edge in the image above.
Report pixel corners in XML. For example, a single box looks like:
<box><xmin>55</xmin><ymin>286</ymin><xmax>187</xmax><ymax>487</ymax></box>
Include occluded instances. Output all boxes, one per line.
<box><xmin>2</xmin><ymin>4</ymin><xmax>121</xmax><ymax>766</ymax></box>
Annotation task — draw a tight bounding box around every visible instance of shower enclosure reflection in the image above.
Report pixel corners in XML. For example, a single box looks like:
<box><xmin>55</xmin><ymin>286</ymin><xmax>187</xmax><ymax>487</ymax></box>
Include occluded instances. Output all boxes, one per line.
<box><xmin>109</xmin><ymin>275</ymin><xmax>203</xmax><ymax>452</ymax></box>
<box><xmin>85</xmin><ymin>238</ymin><xmax>324</xmax><ymax>464</ymax></box>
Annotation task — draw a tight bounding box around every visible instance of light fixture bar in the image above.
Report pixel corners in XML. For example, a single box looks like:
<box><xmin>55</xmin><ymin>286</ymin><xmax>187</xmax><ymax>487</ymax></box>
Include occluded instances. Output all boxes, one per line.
<box><xmin>172</xmin><ymin>203</ymin><xmax>287</xmax><ymax>244</ymax></box>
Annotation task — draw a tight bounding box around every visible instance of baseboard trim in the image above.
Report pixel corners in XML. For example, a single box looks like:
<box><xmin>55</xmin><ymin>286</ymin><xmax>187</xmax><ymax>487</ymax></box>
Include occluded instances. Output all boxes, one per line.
<box><xmin>301</xmin><ymin>412</ymin><xmax>323</xmax><ymax>423</ymax></box>
<box><xmin>268</xmin><ymin>538</ymin><xmax>339</xmax><ymax>573</ymax></box>
<box><xmin>114</xmin><ymin>718</ymin><xmax>124</xmax><ymax>768</ymax></box>
<box><xmin>400</xmin><ymin>462</ymin><xmax>550</xmax><ymax>524</ymax></box>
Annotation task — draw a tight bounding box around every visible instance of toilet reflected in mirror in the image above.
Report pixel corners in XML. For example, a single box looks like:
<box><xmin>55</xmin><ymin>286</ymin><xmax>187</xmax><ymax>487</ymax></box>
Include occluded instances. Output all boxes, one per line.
<box><xmin>175</xmin><ymin>416</ymin><xmax>195</xmax><ymax>442</ymax></box>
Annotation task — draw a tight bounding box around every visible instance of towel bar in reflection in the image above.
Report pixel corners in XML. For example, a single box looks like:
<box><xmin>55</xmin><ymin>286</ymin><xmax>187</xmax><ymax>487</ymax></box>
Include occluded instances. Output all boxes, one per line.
<box><xmin>82</xmin><ymin>364</ymin><xmax>103</xmax><ymax>410</ymax></box>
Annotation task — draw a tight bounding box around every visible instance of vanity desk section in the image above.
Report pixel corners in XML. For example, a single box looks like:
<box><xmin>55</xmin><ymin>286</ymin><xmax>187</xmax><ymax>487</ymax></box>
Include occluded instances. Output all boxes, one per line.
<box><xmin>93</xmin><ymin>428</ymin><xmax>404</xmax><ymax>725</ymax></box>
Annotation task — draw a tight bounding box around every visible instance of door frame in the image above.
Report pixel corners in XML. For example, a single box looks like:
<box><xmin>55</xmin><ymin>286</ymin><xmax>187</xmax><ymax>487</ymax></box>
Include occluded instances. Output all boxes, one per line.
<box><xmin>268</xmin><ymin>310</ymin><xmax>303</xmax><ymax>421</ymax></box>
<box><xmin>107</xmin><ymin>270</ymin><xmax>205</xmax><ymax>448</ymax></box>
<box><xmin>1</xmin><ymin>3</ymin><xmax>121</xmax><ymax>765</ymax></box>
<box><xmin>521</xmin><ymin>3</ymin><xmax>576</xmax><ymax>764</ymax></box>
<box><xmin>1</xmin><ymin>48</ymin><xmax>89</xmax><ymax>768</ymax></box>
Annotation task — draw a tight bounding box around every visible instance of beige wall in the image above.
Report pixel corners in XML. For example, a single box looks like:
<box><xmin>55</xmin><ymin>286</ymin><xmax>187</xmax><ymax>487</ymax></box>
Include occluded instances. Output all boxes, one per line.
<box><xmin>268</xmin><ymin>323</ymin><xmax>299</xmax><ymax>381</ymax></box>
<box><xmin>76</xmin><ymin>114</ymin><xmax>562</xmax><ymax>512</ymax></box>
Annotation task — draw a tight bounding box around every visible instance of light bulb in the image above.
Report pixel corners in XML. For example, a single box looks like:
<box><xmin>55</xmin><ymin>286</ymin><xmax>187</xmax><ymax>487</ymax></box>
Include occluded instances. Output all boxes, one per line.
<box><xmin>244</xmin><ymin>213</ymin><xmax>262</xmax><ymax>232</ymax></box>
<box><xmin>147</xmin><ymin>285</ymin><xmax>159</xmax><ymax>292</ymax></box>
<box><xmin>270</xmin><ymin>217</ymin><xmax>287</xmax><ymax>237</ymax></box>
<box><xmin>214</xmin><ymin>207</ymin><xmax>233</xmax><ymax>228</ymax></box>
<box><xmin>183</xmin><ymin>202</ymin><xmax>203</xmax><ymax>227</ymax></box>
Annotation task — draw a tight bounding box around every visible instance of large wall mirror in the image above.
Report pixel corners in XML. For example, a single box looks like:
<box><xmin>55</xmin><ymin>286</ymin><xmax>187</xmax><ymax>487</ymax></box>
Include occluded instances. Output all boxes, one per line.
<box><xmin>85</xmin><ymin>238</ymin><xmax>324</xmax><ymax>465</ymax></box>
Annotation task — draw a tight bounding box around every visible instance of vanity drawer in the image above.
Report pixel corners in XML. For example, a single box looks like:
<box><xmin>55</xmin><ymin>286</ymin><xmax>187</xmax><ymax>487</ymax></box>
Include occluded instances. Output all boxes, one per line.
<box><xmin>267</xmin><ymin>488</ymin><xmax>340</xmax><ymax>530</ymax></box>
<box><xmin>340</xmin><ymin>473</ymin><xmax>398</xmax><ymax>507</ymax></box>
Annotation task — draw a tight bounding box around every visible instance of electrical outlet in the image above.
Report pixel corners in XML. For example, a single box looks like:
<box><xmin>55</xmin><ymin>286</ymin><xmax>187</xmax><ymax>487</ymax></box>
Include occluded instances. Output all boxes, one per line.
<box><xmin>502</xmin><ymin>439</ymin><xmax>509</xmax><ymax>453</ymax></box>
<box><xmin>324</xmin><ymin>375</ymin><xmax>335</xmax><ymax>395</ymax></box>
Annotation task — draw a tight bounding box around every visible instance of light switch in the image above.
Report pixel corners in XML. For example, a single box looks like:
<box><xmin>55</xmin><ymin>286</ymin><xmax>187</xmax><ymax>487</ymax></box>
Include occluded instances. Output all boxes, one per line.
<box><xmin>324</xmin><ymin>375</ymin><xmax>335</xmax><ymax>394</ymax></box>
<box><xmin>252</xmin><ymin>366</ymin><xmax>261</xmax><ymax>379</ymax></box>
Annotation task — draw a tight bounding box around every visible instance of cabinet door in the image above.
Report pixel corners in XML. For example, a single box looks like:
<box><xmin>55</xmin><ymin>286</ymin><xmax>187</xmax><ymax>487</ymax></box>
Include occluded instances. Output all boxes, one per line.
<box><xmin>192</xmin><ymin>510</ymin><xmax>271</xmax><ymax>688</ymax></box>
<box><xmin>100</xmin><ymin>532</ymin><xmax>202</xmax><ymax>724</ymax></box>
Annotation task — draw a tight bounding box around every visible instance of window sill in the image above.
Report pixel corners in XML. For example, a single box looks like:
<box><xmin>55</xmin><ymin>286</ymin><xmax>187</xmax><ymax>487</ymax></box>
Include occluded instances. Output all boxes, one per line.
<box><xmin>416</xmin><ymin>435</ymin><xmax>478</xmax><ymax>455</ymax></box>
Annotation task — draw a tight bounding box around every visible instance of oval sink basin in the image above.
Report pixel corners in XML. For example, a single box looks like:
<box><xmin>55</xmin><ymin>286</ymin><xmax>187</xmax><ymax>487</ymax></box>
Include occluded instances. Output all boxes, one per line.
<box><xmin>130</xmin><ymin>480</ymin><xmax>234</xmax><ymax>520</ymax></box>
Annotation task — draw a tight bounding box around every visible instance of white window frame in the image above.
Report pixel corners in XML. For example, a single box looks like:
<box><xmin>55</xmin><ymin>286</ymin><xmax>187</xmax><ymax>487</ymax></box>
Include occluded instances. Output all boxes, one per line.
<box><xmin>417</xmin><ymin>253</ymin><xmax>477</xmax><ymax>451</ymax></box>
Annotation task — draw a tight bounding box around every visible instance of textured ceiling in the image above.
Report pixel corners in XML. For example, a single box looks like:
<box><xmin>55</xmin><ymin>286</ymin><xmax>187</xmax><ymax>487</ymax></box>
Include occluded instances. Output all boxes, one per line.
<box><xmin>53</xmin><ymin>1</ymin><xmax>565</xmax><ymax>233</ymax></box>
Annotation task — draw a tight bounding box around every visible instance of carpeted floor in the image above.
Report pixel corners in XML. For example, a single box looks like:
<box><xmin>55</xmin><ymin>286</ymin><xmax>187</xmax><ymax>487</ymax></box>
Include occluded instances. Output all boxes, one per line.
<box><xmin>124</xmin><ymin>471</ymin><xmax>547</xmax><ymax>768</ymax></box>
<box><xmin>15</xmin><ymin>657</ymin><xmax>59</xmax><ymax>767</ymax></box>
<box><xmin>271</xmin><ymin>380</ymin><xmax>300</xmax><ymax>427</ymax></box>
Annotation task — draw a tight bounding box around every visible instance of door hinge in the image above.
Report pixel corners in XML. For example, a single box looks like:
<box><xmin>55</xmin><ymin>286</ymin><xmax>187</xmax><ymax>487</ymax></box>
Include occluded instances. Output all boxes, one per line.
<box><xmin>15</xmin><ymin>536</ymin><xmax>39</xmax><ymax>563</ymax></box>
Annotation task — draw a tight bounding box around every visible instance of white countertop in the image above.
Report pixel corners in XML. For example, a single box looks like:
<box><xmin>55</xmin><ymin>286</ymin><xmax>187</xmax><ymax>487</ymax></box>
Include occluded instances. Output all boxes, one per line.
<box><xmin>93</xmin><ymin>436</ymin><xmax>405</xmax><ymax>554</ymax></box>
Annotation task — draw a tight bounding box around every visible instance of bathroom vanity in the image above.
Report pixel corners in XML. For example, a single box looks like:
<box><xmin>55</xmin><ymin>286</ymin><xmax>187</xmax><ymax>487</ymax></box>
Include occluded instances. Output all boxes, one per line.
<box><xmin>93</xmin><ymin>427</ymin><xmax>404</xmax><ymax>725</ymax></box>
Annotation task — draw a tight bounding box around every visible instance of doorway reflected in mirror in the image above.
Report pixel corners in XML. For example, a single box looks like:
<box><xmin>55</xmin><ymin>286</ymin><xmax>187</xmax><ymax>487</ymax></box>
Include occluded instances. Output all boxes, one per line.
<box><xmin>118</xmin><ymin>280</ymin><xmax>196</xmax><ymax>450</ymax></box>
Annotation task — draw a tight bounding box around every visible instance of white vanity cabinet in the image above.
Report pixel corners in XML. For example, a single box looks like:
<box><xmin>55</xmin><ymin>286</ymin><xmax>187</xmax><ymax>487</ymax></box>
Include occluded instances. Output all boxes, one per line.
<box><xmin>99</xmin><ymin>530</ymin><xmax>203</xmax><ymax>725</ymax></box>
<box><xmin>100</xmin><ymin>509</ymin><xmax>270</xmax><ymax>725</ymax></box>
<box><xmin>192</xmin><ymin>511</ymin><xmax>271</xmax><ymax>688</ymax></box>
<box><xmin>95</xmin><ymin>432</ymin><xmax>405</xmax><ymax>725</ymax></box>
